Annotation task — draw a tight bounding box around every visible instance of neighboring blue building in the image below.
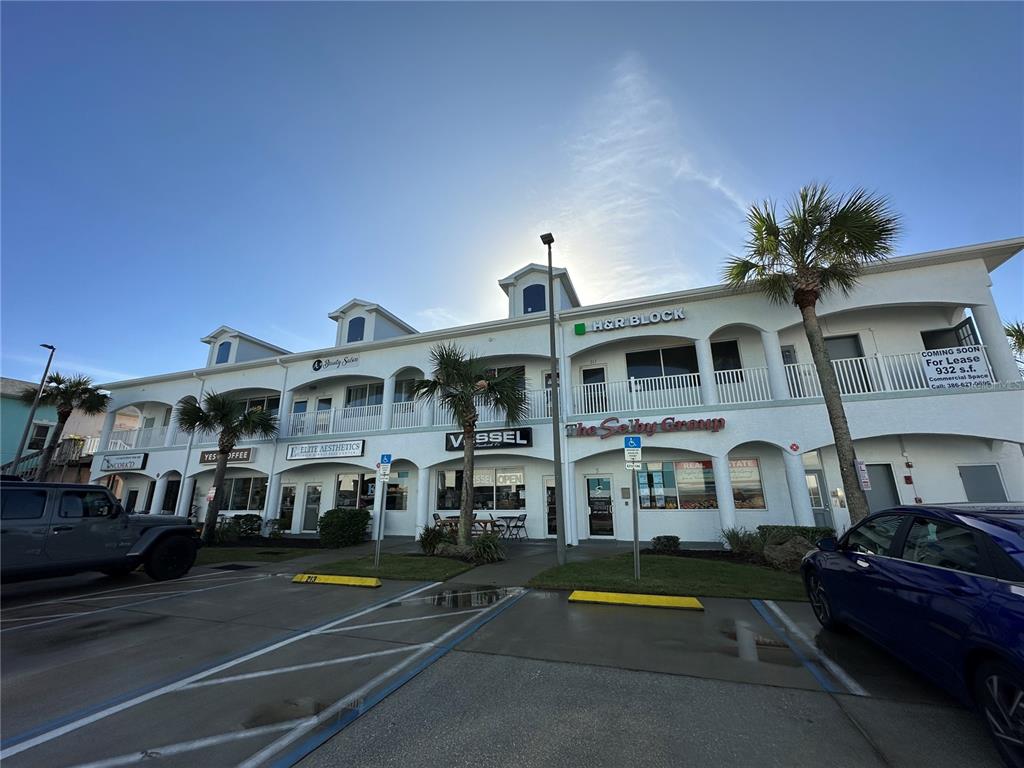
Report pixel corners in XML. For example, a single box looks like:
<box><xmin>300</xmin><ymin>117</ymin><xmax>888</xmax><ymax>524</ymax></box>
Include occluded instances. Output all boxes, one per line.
<box><xmin>0</xmin><ymin>377</ymin><xmax>58</xmax><ymax>466</ymax></box>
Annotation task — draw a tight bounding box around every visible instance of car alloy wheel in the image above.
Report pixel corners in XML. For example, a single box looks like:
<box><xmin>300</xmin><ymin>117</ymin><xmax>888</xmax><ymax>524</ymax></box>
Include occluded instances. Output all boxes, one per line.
<box><xmin>807</xmin><ymin>573</ymin><xmax>831</xmax><ymax>624</ymax></box>
<box><xmin>979</xmin><ymin>665</ymin><xmax>1024</xmax><ymax>768</ymax></box>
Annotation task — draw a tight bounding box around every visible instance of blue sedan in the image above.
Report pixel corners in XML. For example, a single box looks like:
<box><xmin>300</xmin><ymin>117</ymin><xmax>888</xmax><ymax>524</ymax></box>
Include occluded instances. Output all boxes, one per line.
<box><xmin>801</xmin><ymin>504</ymin><xmax>1024</xmax><ymax>767</ymax></box>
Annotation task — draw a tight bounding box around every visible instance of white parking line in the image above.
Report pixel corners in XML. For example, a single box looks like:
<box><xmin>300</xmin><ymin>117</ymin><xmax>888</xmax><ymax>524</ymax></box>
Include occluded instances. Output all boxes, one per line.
<box><xmin>238</xmin><ymin>588</ymin><xmax>526</xmax><ymax>768</ymax></box>
<box><xmin>0</xmin><ymin>612</ymin><xmax>88</xmax><ymax>624</ymax></box>
<box><xmin>314</xmin><ymin>607</ymin><xmax>484</xmax><ymax>634</ymax></box>
<box><xmin>181</xmin><ymin>644</ymin><xmax>431</xmax><ymax>690</ymax></box>
<box><xmin>0</xmin><ymin>580</ymin><xmax>443</xmax><ymax>760</ymax></box>
<box><xmin>0</xmin><ymin>570</ymin><xmax>249</xmax><ymax>614</ymax></box>
<box><xmin>0</xmin><ymin>575</ymin><xmax>269</xmax><ymax>634</ymax></box>
<box><xmin>63</xmin><ymin>717</ymin><xmax>315</xmax><ymax>768</ymax></box>
<box><xmin>763</xmin><ymin>600</ymin><xmax>869</xmax><ymax>696</ymax></box>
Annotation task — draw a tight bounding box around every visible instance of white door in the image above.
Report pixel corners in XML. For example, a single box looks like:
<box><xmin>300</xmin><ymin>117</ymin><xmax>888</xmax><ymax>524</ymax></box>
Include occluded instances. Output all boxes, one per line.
<box><xmin>301</xmin><ymin>483</ymin><xmax>322</xmax><ymax>533</ymax></box>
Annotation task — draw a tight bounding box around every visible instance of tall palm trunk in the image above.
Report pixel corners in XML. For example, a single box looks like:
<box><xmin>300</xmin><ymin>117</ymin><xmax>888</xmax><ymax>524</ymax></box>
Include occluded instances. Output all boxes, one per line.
<box><xmin>797</xmin><ymin>298</ymin><xmax>871</xmax><ymax>524</ymax></box>
<box><xmin>458</xmin><ymin>412</ymin><xmax>477</xmax><ymax>546</ymax></box>
<box><xmin>203</xmin><ymin>441</ymin><xmax>233</xmax><ymax>545</ymax></box>
<box><xmin>35</xmin><ymin>409</ymin><xmax>72</xmax><ymax>479</ymax></box>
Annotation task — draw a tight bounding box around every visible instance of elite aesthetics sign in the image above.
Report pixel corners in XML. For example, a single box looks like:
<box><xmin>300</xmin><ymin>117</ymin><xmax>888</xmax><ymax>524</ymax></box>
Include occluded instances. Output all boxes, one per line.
<box><xmin>567</xmin><ymin>415</ymin><xmax>726</xmax><ymax>439</ymax></box>
<box><xmin>574</xmin><ymin>308</ymin><xmax>685</xmax><ymax>335</ymax></box>
<box><xmin>286</xmin><ymin>440</ymin><xmax>365</xmax><ymax>460</ymax></box>
<box><xmin>920</xmin><ymin>346</ymin><xmax>992</xmax><ymax>389</ymax></box>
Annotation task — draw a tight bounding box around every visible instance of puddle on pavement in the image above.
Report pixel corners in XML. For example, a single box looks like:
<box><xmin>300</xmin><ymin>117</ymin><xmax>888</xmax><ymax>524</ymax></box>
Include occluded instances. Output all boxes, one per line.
<box><xmin>718</xmin><ymin>619</ymin><xmax>802</xmax><ymax>667</ymax></box>
<box><xmin>387</xmin><ymin>586</ymin><xmax>515</xmax><ymax>610</ymax></box>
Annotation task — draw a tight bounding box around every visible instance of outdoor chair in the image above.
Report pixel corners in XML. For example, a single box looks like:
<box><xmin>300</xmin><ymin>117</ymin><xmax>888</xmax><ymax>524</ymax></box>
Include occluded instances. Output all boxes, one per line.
<box><xmin>507</xmin><ymin>513</ymin><xmax>527</xmax><ymax>540</ymax></box>
<box><xmin>432</xmin><ymin>512</ymin><xmax>444</xmax><ymax>528</ymax></box>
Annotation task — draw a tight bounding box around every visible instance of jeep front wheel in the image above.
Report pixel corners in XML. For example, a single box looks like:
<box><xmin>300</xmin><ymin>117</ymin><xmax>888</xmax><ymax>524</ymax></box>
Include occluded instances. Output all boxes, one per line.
<box><xmin>144</xmin><ymin>536</ymin><xmax>197</xmax><ymax>581</ymax></box>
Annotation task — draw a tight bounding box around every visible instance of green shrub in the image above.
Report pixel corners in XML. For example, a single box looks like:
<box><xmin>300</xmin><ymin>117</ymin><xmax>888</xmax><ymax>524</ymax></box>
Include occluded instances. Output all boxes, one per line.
<box><xmin>319</xmin><ymin>508</ymin><xmax>371</xmax><ymax>548</ymax></box>
<box><xmin>757</xmin><ymin>525</ymin><xmax>834</xmax><ymax>546</ymax></box>
<box><xmin>720</xmin><ymin>526</ymin><xmax>763</xmax><ymax>555</ymax></box>
<box><xmin>651</xmin><ymin>535</ymin><xmax>681</xmax><ymax>553</ymax></box>
<box><xmin>235</xmin><ymin>513</ymin><xmax>263</xmax><ymax>538</ymax></box>
<box><xmin>471</xmin><ymin>533</ymin><xmax>505</xmax><ymax>564</ymax></box>
<box><xmin>215</xmin><ymin>515</ymin><xmax>241</xmax><ymax>545</ymax></box>
<box><xmin>419</xmin><ymin>525</ymin><xmax>456</xmax><ymax>555</ymax></box>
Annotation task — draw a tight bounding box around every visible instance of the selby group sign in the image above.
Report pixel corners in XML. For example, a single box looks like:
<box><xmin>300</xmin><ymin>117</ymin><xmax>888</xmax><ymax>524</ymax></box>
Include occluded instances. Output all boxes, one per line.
<box><xmin>567</xmin><ymin>415</ymin><xmax>726</xmax><ymax>439</ymax></box>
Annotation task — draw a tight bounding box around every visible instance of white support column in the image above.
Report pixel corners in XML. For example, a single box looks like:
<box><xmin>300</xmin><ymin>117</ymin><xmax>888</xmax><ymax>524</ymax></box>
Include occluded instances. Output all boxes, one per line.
<box><xmin>381</xmin><ymin>375</ymin><xmax>396</xmax><ymax>431</ymax></box>
<box><xmin>415</xmin><ymin>467</ymin><xmax>430</xmax><ymax>535</ymax></box>
<box><xmin>712</xmin><ymin>455</ymin><xmax>736</xmax><ymax>533</ymax></box>
<box><xmin>783</xmin><ymin>450</ymin><xmax>815</xmax><ymax>526</ymax></box>
<box><xmin>278</xmin><ymin>388</ymin><xmax>294</xmax><ymax>438</ymax></box>
<box><xmin>423</xmin><ymin>395</ymin><xmax>435</xmax><ymax>428</ymax></box>
<box><xmin>162</xmin><ymin>410</ymin><xmax>178</xmax><ymax>448</ymax></box>
<box><xmin>971</xmin><ymin>302</ymin><xmax>1019</xmax><ymax>382</ymax></box>
<box><xmin>176</xmin><ymin>476</ymin><xmax>196</xmax><ymax>518</ymax></box>
<box><xmin>97</xmin><ymin>411</ymin><xmax>117</xmax><ymax>455</ymax></box>
<box><xmin>562</xmin><ymin>460</ymin><xmax>578</xmax><ymax>545</ymax></box>
<box><xmin>150</xmin><ymin>475</ymin><xmax>170</xmax><ymax>514</ymax></box>
<box><xmin>761</xmin><ymin>329</ymin><xmax>789</xmax><ymax>400</ymax></box>
<box><xmin>695</xmin><ymin>338</ymin><xmax>719</xmax><ymax>405</ymax></box>
<box><xmin>265</xmin><ymin>473</ymin><xmax>282</xmax><ymax>524</ymax></box>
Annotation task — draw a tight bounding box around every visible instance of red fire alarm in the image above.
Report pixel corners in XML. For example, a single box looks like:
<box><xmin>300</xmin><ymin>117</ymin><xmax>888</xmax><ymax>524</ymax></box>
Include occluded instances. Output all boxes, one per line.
<box><xmin>789</xmin><ymin>442</ymin><xmax>800</xmax><ymax>452</ymax></box>
<box><xmin>903</xmin><ymin>475</ymin><xmax>913</xmax><ymax>484</ymax></box>
<box><xmin>905</xmin><ymin>461</ymin><xmax>913</xmax><ymax>468</ymax></box>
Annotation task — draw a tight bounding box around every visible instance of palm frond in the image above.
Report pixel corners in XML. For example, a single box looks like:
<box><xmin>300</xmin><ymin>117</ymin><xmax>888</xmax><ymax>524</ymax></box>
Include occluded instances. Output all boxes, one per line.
<box><xmin>479</xmin><ymin>368</ymin><xmax>528</xmax><ymax>424</ymax></box>
<box><xmin>174</xmin><ymin>396</ymin><xmax>217</xmax><ymax>434</ymax></box>
<box><xmin>237</xmin><ymin>407</ymin><xmax>279</xmax><ymax>440</ymax></box>
<box><xmin>1005</xmin><ymin>321</ymin><xmax>1024</xmax><ymax>356</ymax></box>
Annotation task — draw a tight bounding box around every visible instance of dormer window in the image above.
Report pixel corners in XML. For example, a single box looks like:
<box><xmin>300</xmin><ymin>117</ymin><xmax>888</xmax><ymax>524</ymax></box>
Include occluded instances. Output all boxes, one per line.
<box><xmin>347</xmin><ymin>317</ymin><xmax>366</xmax><ymax>343</ymax></box>
<box><xmin>215</xmin><ymin>341</ymin><xmax>232</xmax><ymax>364</ymax></box>
<box><xmin>523</xmin><ymin>284</ymin><xmax>546</xmax><ymax>314</ymax></box>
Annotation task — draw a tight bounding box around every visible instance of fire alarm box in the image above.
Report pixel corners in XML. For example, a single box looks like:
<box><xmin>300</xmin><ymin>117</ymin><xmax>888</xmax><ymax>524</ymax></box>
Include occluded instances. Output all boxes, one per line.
<box><xmin>903</xmin><ymin>475</ymin><xmax>913</xmax><ymax>484</ymax></box>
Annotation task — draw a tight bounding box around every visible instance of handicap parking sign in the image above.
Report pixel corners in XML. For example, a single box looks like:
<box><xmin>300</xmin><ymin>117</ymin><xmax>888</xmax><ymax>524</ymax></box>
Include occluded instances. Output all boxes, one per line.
<box><xmin>380</xmin><ymin>453</ymin><xmax>393</xmax><ymax>464</ymax></box>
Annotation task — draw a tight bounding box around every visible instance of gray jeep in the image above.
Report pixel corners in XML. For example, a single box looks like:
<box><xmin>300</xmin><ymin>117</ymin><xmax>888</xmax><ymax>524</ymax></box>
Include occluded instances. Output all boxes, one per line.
<box><xmin>0</xmin><ymin>482</ymin><xmax>201</xmax><ymax>582</ymax></box>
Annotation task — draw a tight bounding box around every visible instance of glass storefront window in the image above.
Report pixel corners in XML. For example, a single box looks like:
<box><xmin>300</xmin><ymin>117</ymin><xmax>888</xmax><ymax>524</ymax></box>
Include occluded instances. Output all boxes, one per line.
<box><xmin>248</xmin><ymin>478</ymin><xmax>268</xmax><ymax>511</ymax></box>
<box><xmin>730</xmin><ymin>458</ymin><xmax>766</xmax><ymax>509</ymax></box>
<box><xmin>229</xmin><ymin>478</ymin><xmax>252</xmax><ymax>511</ymax></box>
<box><xmin>674</xmin><ymin>460</ymin><xmax>717</xmax><ymax>509</ymax></box>
<box><xmin>335</xmin><ymin>472</ymin><xmax>375</xmax><ymax>509</ymax></box>
<box><xmin>386</xmin><ymin>471</ymin><xmax>409</xmax><ymax>510</ymax></box>
<box><xmin>496</xmin><ymin>468</ymin><xmax>526</xmax><ymax>510</ymax></box>
<box><xmin>637</xmin><ymin>462</ymin><xmax>679</xmax><ymax>509</ymax></box>
<box><xmin>436</xmin><ymin>468</ymin><xmax>526</xmax><ymax>511</ymax></box>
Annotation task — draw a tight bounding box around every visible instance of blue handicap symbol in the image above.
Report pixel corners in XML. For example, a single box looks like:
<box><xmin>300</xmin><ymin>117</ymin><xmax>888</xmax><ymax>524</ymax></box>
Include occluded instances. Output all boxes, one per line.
<box><xmin>624</xmin><ymin>436</ymin><xmax>642</xmax><ymax>448</ymax></box>
<box><xmin>380</xmin><ymin>453</ymin><xmax>393</xmax><ymax>464</ymax></box>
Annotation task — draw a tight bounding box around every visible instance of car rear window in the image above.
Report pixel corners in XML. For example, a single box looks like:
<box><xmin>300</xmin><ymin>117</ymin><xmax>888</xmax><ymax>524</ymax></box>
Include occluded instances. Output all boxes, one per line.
<box><xmin>901</xmin><ymin>518</ymin><xmax>986</xmax><ymax>576</ymax></box>
<box><xmin>1</xmin><ymin>488</ymin><xmax>48</xmax><ymax>520</ymax></box>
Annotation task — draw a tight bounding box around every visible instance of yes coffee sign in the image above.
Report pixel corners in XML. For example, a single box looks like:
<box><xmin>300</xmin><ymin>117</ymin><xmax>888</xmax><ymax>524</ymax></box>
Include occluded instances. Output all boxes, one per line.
<box><xmin>445</xmin><ymin>428</ymin><xmax>533</xmax><ymax>451</ymax></box>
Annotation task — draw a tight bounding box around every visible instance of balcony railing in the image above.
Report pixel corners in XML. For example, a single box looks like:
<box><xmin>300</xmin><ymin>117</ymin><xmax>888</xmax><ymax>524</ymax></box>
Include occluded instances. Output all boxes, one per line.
<box><xmin>391</xmin><ymin>401</ymin><xmax>420</xmax><ymax>429</ymax></box>
<box><xmin>433</xmin><ymin>389</ymin><xmax>551</xmax><ymax>427</ymax></box>
<box><xmin>287</xmin><ymin>405</ymin><xmax>383</xmax><ymax>437</ymax></box>
<box><xmin>573</xmin><ymin>374</ymin><xmax>702</xmax><ymax>416</ymax></box>
<box><xmin>715</xmin><ymin>367</ymin><xmax>772</xmax><ymax>405</ymax></box>
<box><xmin>106</xmin><ymin>426</ymin><xmax>169</xmax><ymax>451</ymax></box>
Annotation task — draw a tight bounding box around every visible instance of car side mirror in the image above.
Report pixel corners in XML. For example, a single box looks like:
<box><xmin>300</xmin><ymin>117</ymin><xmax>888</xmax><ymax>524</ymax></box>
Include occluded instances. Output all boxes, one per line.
<box><xmin>108</xmin><ymin>503</ymin><xmax>124</xmax><ymax>519</ymax></box>
<box><xmin>816</xmin><ymin>536</ymin><xmax>838</xmax><ymax>552</ymax></box>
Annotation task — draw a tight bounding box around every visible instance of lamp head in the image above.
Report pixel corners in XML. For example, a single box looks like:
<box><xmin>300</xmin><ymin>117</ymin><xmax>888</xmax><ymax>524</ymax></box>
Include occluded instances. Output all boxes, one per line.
<box><xmin>40</xmin><ymin>344</ymin><xmax>55</xmax><ymax>350</ymax></box>
<box><xmin>539</xmin><ymin>233</ymin><xmax>554</xmax><ymax>246</ymax></box>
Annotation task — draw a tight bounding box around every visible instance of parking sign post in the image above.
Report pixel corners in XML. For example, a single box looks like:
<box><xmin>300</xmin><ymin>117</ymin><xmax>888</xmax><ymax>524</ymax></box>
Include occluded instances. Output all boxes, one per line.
<box><xmin>373</xmin><ymin>453</ymin><xmax>393</xmax><ymax>568</ymax></box>
<box><xmin>624</xmin><ymin>436</ymin><xmax>642</xmax><ymax>582</ymax></box>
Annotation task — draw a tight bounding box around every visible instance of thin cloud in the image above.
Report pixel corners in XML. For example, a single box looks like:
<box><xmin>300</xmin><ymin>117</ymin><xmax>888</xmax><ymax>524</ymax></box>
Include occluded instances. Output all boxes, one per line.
<box><xmin>415</xmin><ymin>307</ymin><xmax>477</xmax><ymax>331</ymax></box>
<box><xmin>2</xmin><ymin>353</ymin><xmax>139</xmax><ymax>383</ymax></box>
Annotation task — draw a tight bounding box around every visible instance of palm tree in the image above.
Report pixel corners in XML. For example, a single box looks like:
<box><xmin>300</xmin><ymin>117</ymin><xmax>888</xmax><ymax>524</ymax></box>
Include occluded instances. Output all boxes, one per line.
<box><xmin>1005</xmin><ymin>321</ymin><xmax>1024</xmax><ymax>372</ymax></box>
<box><xmin>412</xmin><ymin>342</ymin><xmax>527</xmax><ymax>545</ymax></box>
<box><xmin>723</xmin><ymin>183</ymin><xmax>901</xmax><ymax>525</ymax></box>
<box><xmin>22</xmin><ymin>373</ymin><xmax>110</xmax><ymax>479</ymax></box>
<box><xmin>175</xmin><ymin>392</ymin><xmax>278</xmax><ymax>545</ymax></box>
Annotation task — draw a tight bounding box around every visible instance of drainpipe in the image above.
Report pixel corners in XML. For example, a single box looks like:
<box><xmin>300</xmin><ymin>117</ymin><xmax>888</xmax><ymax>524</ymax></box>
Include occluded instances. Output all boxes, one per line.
<box><xmin>263</xmin><ymin>359</ymin><xmax>289</xmax><ymax>532</ymax></box>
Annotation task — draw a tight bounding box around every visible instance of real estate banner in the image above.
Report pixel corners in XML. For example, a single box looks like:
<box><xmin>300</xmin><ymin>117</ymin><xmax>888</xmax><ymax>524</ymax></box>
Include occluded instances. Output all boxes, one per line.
<box><xmin>920</xmin><ymin>345</ymin><xmax>992</xmax><ymax>389</ymax></box>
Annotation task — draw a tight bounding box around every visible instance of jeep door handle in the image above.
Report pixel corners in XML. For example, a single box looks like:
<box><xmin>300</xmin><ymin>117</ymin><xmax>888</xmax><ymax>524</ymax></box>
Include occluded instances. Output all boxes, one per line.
<box><xmin>52</xmin><ymin>525</ymin><xmax>74</xmax><ymax>533</ymax></box>
<box><xmin>855</xmin><ymin>558</ymin><xmax>871</xmax><ymax>568</ymax></box>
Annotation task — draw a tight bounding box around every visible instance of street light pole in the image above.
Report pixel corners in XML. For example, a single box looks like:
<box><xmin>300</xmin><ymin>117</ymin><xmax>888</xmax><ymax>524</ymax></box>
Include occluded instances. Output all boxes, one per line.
<box><xmin>13</xmin><ymin>344</ymin><xmax>56</xmax><ymax>469</ymax></box>
<box><xmin>540</xmin><ymin>233</ymin><xmax>567</xmax><ymax>566</ymax></box>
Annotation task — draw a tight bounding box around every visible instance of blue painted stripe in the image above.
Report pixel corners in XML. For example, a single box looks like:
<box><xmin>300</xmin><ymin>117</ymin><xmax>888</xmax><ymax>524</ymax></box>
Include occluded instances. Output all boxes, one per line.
<box><xmin>269</xmin><ymin>588</ymin><xmax>531</xmax><ymax>768</ymax></box>
<box><xmin>750</xmin><ymin>598</ymin><xmax>840</xmax><ymax>694</ymax></box>
<box><xmin>0</xmin><ymin>581</ymin><xmax>434</xmax><ymax>751</ymax></box>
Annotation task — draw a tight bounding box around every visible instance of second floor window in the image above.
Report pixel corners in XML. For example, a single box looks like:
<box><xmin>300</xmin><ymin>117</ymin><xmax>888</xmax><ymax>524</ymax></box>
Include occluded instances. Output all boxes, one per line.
<box><xmin>345</xmin><ymin>384</ymin><xmax>384</xmax><ymax>407</ymax></box>
<box><xmin>347</xmin><ymin>317</ymin><xmax>365</xmax><ymax>343</ymax></box>
<box><xmin>215</xmin><ymin>341</ymin><xmax>232</xmax><ymax>364</ymax></box>
<box><xmin>27</xmin><ymin>424</ymin><xmax>50</xmax><ymax>450</ymax></box>
<box><xmin>626</xmin><ymin>345</ymin><xmax>698</xmax><ymax>380</ymax></box>
<box><xmin>523</xmin><ymin>284</ymin><xmax>545</xmax><ymax>314</ymax></box>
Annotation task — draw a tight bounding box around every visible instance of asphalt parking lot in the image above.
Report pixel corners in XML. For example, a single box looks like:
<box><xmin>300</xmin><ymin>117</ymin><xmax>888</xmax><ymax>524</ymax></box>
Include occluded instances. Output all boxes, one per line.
<box><xmin>1</xmin><ymin>561</ymin><xmax>1003</xmax><ymax>768</ymax></box>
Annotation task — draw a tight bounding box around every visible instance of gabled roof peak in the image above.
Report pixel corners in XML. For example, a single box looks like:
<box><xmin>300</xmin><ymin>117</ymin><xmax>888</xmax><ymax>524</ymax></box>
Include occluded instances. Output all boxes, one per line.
<box><xmin>199</xmin><ymin>325</ymin><xmax>290</xmax><ymax>354</ymax></box>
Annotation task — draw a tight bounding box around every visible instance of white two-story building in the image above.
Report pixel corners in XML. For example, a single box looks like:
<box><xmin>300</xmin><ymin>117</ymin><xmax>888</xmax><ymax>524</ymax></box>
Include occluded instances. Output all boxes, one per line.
<box><xmin>90</xmin><ymin>237</ymin><xmax>1024</xmax><ymax>543</ymax></box>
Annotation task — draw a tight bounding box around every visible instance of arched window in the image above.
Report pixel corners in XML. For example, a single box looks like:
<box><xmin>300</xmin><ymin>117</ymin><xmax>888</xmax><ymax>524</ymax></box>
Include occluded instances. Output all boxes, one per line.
<box><xmin>347</xmin><ymin>316</ymin><xmax>366</xmax><ymax>343</ymax></box>
<box><xmin>523</xmin><ymin>284</ymin><xmax>546</xmax><ymax>314</ymax></box>
<box><xmin>215</xmin><ymin>341</ymin><xmax>232</xmax><ymax>364</ymax></box>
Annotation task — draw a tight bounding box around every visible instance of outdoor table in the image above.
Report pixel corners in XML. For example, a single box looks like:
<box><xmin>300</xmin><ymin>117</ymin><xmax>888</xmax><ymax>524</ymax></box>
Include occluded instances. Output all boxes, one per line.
<box><xmin>475</xmin><ymin>519</ymin><xmax>500</xmax><ymax>535</ymax></box>
<box><xmin>495</xmin><ymin>515</ymin><xmax>517</xmax><ymax>538</ymax></box>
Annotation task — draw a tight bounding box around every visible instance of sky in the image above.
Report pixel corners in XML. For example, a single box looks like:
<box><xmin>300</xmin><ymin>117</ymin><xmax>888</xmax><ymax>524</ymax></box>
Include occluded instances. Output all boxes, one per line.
<box><xmin>2</xmin><ymin>1</ymin><xmax>1022</xmax><ymax>384</ymax></box>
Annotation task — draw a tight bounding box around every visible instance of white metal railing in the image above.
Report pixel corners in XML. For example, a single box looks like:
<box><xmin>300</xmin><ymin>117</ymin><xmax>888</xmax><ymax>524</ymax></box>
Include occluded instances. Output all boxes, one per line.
<box><xmin>715</xmin><ymin>367</ymin><xmax>772</xmax><ymax>404</ymax></box>
<box><xmin>287</xmin><ymin>405</ymin><xmax>383</xmax><ymax>437</ymax></box>
<box><xmin>82</xmin><ymin>436</ymin><xmax>101</xmax><ymax>455</ymax></box>
<box><xmin>572</xmin><ymin>374</ymin><xmax>702</xmax><ymax>415</ymax></box>
<box><xmin>391</xmin><ymin>401</ymin><xmax>419</xmax><ymax>429</ymax></box>
<box><xmin>105</xmin><ymin>426</ymin><xmax>169</xmax><ymax>451</ymax></box>
<box><xmin>433</xmin><ymin>389</ymin><xmax>549</xmax><ymax>427</ymax></box>
<box><xmin>786</xmin><ymin>346</ymin><xmax>994</xmax><ymax>399</ymax></box>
